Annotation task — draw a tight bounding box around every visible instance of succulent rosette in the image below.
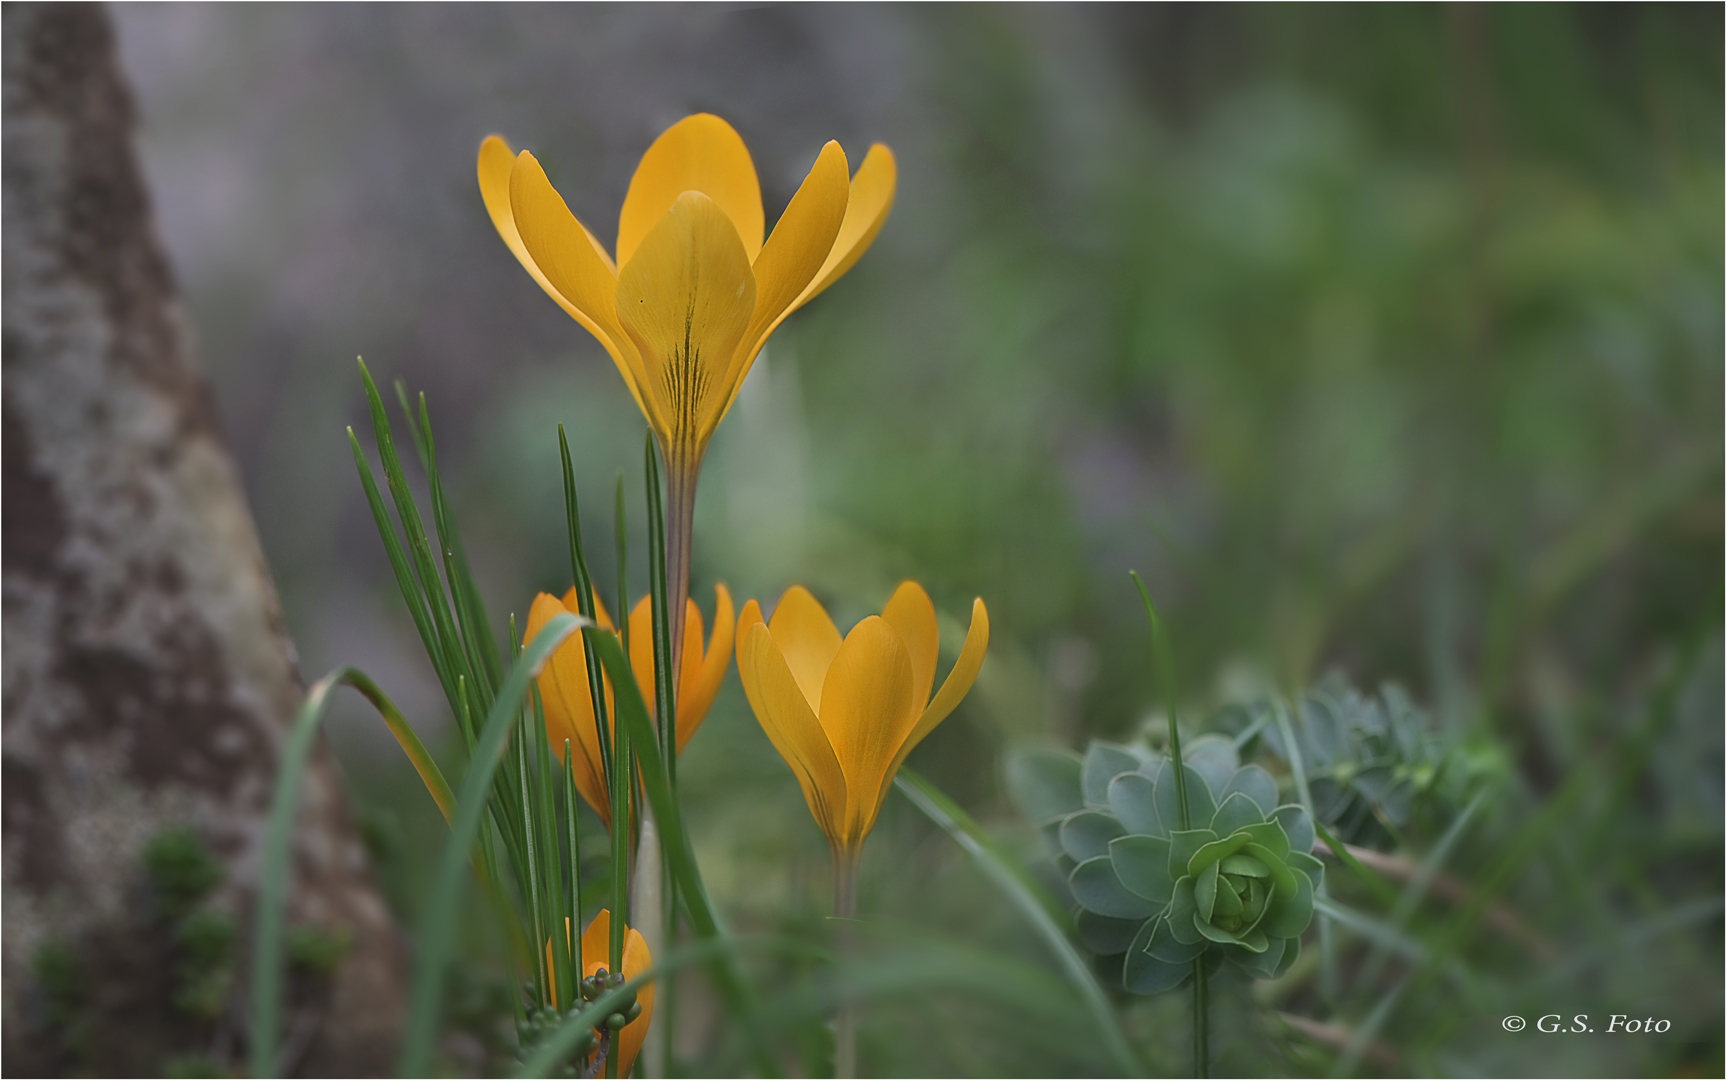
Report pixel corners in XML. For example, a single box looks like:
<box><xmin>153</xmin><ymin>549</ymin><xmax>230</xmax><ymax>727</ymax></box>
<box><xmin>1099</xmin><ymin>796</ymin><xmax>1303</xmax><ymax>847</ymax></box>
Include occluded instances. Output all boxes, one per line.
<box><xmin>1010</xmin><ymin>734</ymin><xmax>1323</xmax><ymax>993</ymax></box>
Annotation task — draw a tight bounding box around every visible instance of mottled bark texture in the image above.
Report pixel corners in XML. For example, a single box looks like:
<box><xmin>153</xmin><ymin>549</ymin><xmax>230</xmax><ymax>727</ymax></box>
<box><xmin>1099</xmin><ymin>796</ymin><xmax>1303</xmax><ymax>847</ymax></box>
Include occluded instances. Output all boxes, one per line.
<box><xmin>2</xmin><ymin>5</ymin><xmax>402</xmax><ymax>1075</ymax></box>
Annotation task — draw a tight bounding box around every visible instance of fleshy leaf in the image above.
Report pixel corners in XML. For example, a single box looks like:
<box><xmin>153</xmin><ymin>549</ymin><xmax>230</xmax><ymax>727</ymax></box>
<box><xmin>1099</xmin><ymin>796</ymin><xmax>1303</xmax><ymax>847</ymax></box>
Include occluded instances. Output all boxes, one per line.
<box><xmin>1220</xmin><ymin>764</ymin><xmax>1280</xmax><ymax>816</ymax></box>
<box><xmin>1193</xmin><ymin>861</ymin><xmax>1221</xmax><ymax>922</ymax></box>
<box><xmin>1190</xmin><ymin>833</ymin><xmax>1252</xmax><ymax>876</ymax></box>
<box><xmin>1082</xmin><ymin>742</ymin><xmax>1141</xmax><ymax>806</ymax></box>
<box><xmin>1059</xmin><ymin>810</ymin><xmax>1125</xmax><ymax>863</ymax></box>
<box><xmin>1194</xmin><ymin>912</ymin><xmax>1242</xmax><ymax>946</ymax></box>
<box><xmin>1147</xmin><ymin>918</ymin><xmax>1206</xmax><ymax>964</ymax></box>
<box><xmin>1006</xmin><ymin>750</ymin><xmax>1083</xmax><ymax>826</ymax></box>
<box><xmin>1069</xmin><ymin>856</ymin><xmax>1159</xmax><ymax>920</ymax></box>
<box><xmin>1230</xmin><ymin>935</ymin><xmax>1285</xmax><ymax>978</ymax></box>
<box><xmin>1107</xmin><ymin>772</ymin><xmax>1162</xmax><ymax>836</ymax></box>
<box><xmin>1155</xmin><ymin>762</ymin><xmax>1217</xmax><ymax>831</ymax></box>
<box><xmin>1109</xmin><ymin>835</ymin><xmax>1175</xmax><ymax>903</ymax></box>
<box><xmin>1271</xmin><ymin>804</ymin><xmax>1316</xmax><ymax>854</ymax></box>
<box><xmin>1258</xmin><ymin>871</ymin><xmax>1315</xmax><ymax>939</ymax></box>
<box><xmin>1238</xmin><ymin>820</ymin><xmax>1291</xmax><ymax>862</ymax></box>
<box><xmin>1273</xmin><ymin>934</ymin><xmax>1302</xmax><ymax>978</ymax></box>
<box><xmin>1209</xmin><ymin>791</ymin><xmax>1267</xmax><ymax>836</ymax></box>
<box><xmin>1220</xmin><ymin>854</ymin><xmax>1269</xmax><ymax>878</ymax></box>
<box><xmin>1236</xmin><ymin>926</ymin><xmax>1270</xmax><ymax>954</ymax></box>
<box><xmin>1075</xmin><ymin>908</ymin><xmax>1144</xmax><ymax>955</ymax></box>
<box><xmin>1245</xmin><ymin>842</ymin><xmax>1299</xmax><ymax>899</ymax></box>
<box><xmin>1182</xmin><ymin>734</ymin><xmax>1239</xmax><ymax>798</ymax></box>
<box><xmin>1167</xmin><ymin>878</ymin><xmax>1203</xmax><ymax>945</ymax></box>
<box><xmin>1124</xmin><ymin>920</ymin><xmax>1192</xmax><ymax>994</ymax></box>
<box><xmin>1287</xmin><ymin>850</ymin><xmax>1325</xmax><ymax>889</ymax></box>
<box><xmin>1168</xmin><ymin>829</ymin><xmax>1218</xmax><ymax>878</ymax></box>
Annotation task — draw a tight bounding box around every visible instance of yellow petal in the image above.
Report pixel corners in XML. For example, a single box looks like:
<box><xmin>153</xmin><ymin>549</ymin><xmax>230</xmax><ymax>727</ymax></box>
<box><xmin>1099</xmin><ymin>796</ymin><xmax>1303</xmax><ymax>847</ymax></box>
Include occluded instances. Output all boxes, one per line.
<box><xmin>765</xmin><ymin>585</ymin><xmax>842</xmax><ymax>713</ymax></box>
<box><xmin>795</xmin><ymin>143</ymin><xmax>897</xmax><ymax>307</ymax></box>
<box><xmin>614</xmin><ymin>191</ymin><xmax>757</xmax><ymax>454</ymax></box>
<box><xmin>818</xmin><ymin>616</ymin><xmax>918</xmax><ymax>851</ymax></box>
<box><xmin>711</xmin><ymin>141</ymin><xmax>851</xmax><ymax>424</ymax></box>
<box><xmin>879</xmin><ymin>580</ymin><xmax>938</xmax><ymax>711</ymax></box>
<box><xmin>526</xmin><ymin>592</ymin><xmax>611</xmax><ymax>823</ymax></box>
<box><xmin>480</xmin><ymin>136</ymin><xmax>599</xmax><ymax>324</ymax></box>
<box><xmin>678</xmin><ymin>583</ymin><xmax>734</xmax><ymax>753</ymax></box>
<box><xmin>738</xmin><ymin>621</ymin><xmax>847</xmax><ymax>844</ymax></box>
<box><xmin>887</xmin><ymin>597</ymin><xmax>990</xmax><ymax>781</ymax></box>
<box><xmin>578</xmin><ymin>911</ymin><xmax>655</xmax><ymax>1079</ymax></box>
<box><xmin>508</xmin><ymin>150</ymin><xmax>654</xmax><ymax>422</ymax></box>
<box><xmin>617</xmin><ymin>113</ymin><xmax>764</xmax><ymax>268</ymax></box>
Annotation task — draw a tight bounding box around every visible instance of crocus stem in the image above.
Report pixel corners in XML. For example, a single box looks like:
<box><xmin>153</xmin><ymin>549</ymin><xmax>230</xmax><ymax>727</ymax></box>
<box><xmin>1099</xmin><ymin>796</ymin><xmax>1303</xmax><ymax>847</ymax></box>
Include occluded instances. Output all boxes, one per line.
<box><xmin>832</xmin><ymin>848</ymin><xmax>860</xmax><ymax>1080</ymax></box>
<box><xmin>1192</xmin><ymin>958</ymin><xmax>1209</xmax><ymax>1079</ymax></box>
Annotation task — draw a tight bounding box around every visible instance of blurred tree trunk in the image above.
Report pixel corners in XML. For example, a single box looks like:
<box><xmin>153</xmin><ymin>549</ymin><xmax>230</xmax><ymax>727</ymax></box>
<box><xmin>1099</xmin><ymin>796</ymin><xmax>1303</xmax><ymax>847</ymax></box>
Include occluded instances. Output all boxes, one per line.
<box><xmin>2</xmin><ymin>5</ymin><xmax>402</xmax><ymax>1075</ymax></box>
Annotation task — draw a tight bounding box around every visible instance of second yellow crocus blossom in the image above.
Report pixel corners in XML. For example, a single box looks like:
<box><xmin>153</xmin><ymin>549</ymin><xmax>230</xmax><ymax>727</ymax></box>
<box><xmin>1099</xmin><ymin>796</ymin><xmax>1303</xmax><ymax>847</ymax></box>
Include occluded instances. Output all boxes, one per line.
<box><xmin>523</xmin><ymin>584</ymin><xmax>734</xmax><ymax>826</ymax></box>
<box><xmin>736</xmin><ymin>582</ymin><xmax>989</xmax><ymax>862</ymax></box>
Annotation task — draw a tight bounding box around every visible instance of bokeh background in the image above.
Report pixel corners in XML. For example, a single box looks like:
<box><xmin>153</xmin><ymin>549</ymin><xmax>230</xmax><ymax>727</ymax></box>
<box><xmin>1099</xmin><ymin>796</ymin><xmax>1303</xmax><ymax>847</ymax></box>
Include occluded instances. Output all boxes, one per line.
<box><xmin>112</xmin><ymin>4</ymin><xmax>1720</xmax><ymax>1076</ymax></box>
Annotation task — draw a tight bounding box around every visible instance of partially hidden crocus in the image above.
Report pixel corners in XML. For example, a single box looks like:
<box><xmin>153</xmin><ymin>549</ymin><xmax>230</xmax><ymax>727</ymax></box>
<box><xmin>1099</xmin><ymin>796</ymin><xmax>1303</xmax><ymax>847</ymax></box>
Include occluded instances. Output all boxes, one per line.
<box><xmin>523</xmin><ymin>585</ymin><xmax>734</xmax><ymax>826</ymax></box>
<box><xmin>735</xmin><ymin>582</ymin><xmax>989</xmax><ymax>880</ymax></box>
<box><xmin>480</xmin><ymin>115</ymin><xmax>895</xmax><ymax>673</ymax></box>
<box><xmin>544</xmin><ymin>909</ymin><xmax>654</xmax><ymax>1078</ymax></box>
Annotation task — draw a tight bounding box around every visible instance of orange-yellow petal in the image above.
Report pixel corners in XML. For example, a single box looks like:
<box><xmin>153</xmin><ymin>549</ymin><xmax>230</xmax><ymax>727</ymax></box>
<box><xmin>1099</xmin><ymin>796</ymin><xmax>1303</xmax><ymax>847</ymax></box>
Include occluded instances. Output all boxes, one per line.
<box><xmin>713</xmin><ymin>141</ymin><xmax>851</xmax><ymax>423</ymax></box>
<box><xmin>508</xmin><ymin>150</ymin><xmax>653</xmax><ymax>421</ymax></box>
<box><xmin>879</xmin><ymin>580</ymin><xmax>939</xmax><ymax>712</ymax></box>
<box><xmin>679</xmin><ymin>583</ymin><xmax>734</xmax><ymax>752</ymax></box>
<box><xmin>617</xmin><ymin>113</ymin><xmax>764</xmax><ymax>268</ymax></box>
<box><xmin>817</xmin><ymin>616</ymin><xmax>918</xmax><ymax>850</ymax></box>
<box><xmin>795</xmin><ymin>143</ymin><xmax>897</xmax><ymax>307</ymax></box>
<box><xmin>738</xmin><ymin>620</ymin><xmax>847</xmax><ymax>844</ymax></box>
<box><xmin>480</xmin><ymin>136</ymin><xmax>598</xmax><ymax>323</ymax></box>
<box><xmin>577</xmin><ymin>910</ymin><xmax>655</xmax><ymax>1079</ymax></box>
<box><xmin>614</xmin><ymin>191</ymin><xmax>757</xmax><ymax>453</ymax></box>
<box><xmin>765</xmin><ymin>586</ymin><xmax>843</xmax><ymax>713</ymax></box>
<box><xmin>887</xmin><ymin>597</ymin><xmax>990</xmax><ymax>780</ymax></box>
<box><xmin>526</xmin><ymin>592</ymin><xmax>610</xmax><ymax>821</ymax></box>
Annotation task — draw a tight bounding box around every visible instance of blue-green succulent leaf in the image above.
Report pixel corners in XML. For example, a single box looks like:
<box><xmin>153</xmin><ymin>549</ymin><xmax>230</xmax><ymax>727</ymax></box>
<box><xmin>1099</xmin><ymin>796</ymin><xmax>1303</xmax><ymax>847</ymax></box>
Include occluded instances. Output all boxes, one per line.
<box><xmin>1210</xmin><ymin>791</ymin><xmax>1267</xmax><ymax>836</ymax></box>
<box><xmin>1124</xmin><ymin>920</ymin><xmax>1192</xmax><ymax>994</ymax></box>
<box><xmin>1059</xmin><ymin>810</ymin><xmax>1125</xmax><ymax>862</ymax></box>
<box><xmin>1109</xmin><ymin>835</ymin><xmax>1175</xmax><ymax>903</ymax></box>
<box><xmin>1107</xmin><ymin>772</ymin><xmax>1161</xmax><ymax>836</ymax></box>
<box><xmin>1287</xmin><ymin>850</ymin><xmax>1325</xmax><ymax>889</ymax></box>
<box><xmin>1082</xmin><ymin>742</ymin><xmax>1141</xmax><ymax>806</ymax></box>
<box><xmin>1147</xmin><ymin>918</ymin><xmax>1206</xmax><ymax>963</ymax></box>
<box><xmin>1167</xmin><ymin>878</ymin><xmax>1203</xmax><ymax>945</ymax></box>
<box><xmin>1272</xmin><ymin>934</ymin><xmax>1301</xmax><ymax>978</ymax></box>
<box><xmin>1183</xmin><ymin>734</ymin><xmax>1239</xmax><ymax>798</ymax></box>
<box><xmin>1154</xmin><ymin>762</ymin><xmax>1217</xmax><ymax>833</ymax></box>
<box><xmin>1238</xmin><ymin>821</ymin><xmax>1291</xmax><ymax>862</ymax></box>
<box><xmin>1075</xmin><ymin>908</ymin><xmax>1145</xmax><ymax>955</ymax></box>
<box><xmin>1271</xmin><ymin>804</ymin><xmax>1315</xmax><ymax>854</ymax></box>
<box><xmin>1237</xmin><ymin>926</ymin><xmax>1269</xmax><ymax>953</ymax></box>
<box><xmin>1007</xmin><ymin>750</ymin><xmax>1084</xmax><ymax>825</ymax></box>
<box><xmin>1191</xmin><ymin>833</ymin><xmax>1251</xmax><ymax>875</ymax></box>
<box><xmin>1194</xmin><ymin>912</ymin><xmax>1242</xmax><ymax>945</ymax></box>
<box><xmin>1220</xmin><ymin>764</ymin><xmax>1279</xmax><ymax>816</ymax></box>
<box><xmin>1193</xmin><ymin>860</ymin><xmax>1220</xmax><ymax>922</ymax></box>
<box><xmin>1168</xmin><ymin>829</ymin><xmax>1218</xmax><ymax>877</ymax></box>
<box><xmin>1259</xmin><ymin>869</ymin><xmax>1315</xmax><ymax>939</ymax></box>
<box><xmin>1245</xmin><ymin>842</ymin><xmax>1299</xmax><ymax>898</ymax></box>
<box><xmin>1070</xmin><ymin>856</ymin><xmax>1159</xmax><ymax>920</ymax></box>
<box><xmin>1230</xmin><ymin>935</ymin><xmax>1285</xmax><ymax>977</ymax></box>
<box><xmin>1220</xmin><ymin>853</ymin><xmax>1269</xmax><ymax>878</ymax></box>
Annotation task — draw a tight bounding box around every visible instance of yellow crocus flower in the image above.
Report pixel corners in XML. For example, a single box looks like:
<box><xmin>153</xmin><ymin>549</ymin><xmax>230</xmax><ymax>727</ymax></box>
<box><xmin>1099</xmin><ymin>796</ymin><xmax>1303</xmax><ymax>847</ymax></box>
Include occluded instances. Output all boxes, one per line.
<box><xmin>544</xmin><ymin>909</ymin><xmax>654</xmax><ymax>1078</ymax></box>
<box><xmin>735</xmin><ymin>581</ymin><xmax>989</xmax><ymax>866</ymax></box>
<box><xmin>480</xmin><ymin>116</ymin><xmax>895</xmax><ymax>669</ymax></box>
<box><xmin>522</xmin><ymin>585</ymin><xmax>734</xmax><ymax>826</ymax></box>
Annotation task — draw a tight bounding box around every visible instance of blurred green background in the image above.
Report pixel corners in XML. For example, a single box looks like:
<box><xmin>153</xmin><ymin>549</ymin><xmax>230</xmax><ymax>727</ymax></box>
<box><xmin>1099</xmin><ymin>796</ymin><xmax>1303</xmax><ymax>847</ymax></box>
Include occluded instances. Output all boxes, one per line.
<box><xmin>114</xmin><ymin>4</ymin><xmax>1720</xmax><ymax>1076</ymax></box>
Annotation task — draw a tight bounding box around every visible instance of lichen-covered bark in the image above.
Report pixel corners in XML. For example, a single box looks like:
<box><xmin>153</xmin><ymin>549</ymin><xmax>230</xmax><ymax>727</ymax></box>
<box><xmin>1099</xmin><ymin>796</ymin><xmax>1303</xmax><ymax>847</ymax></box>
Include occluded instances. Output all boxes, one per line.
<box><xmin>2</xmin><ymin>6</ymin><xmax>402</xmax><ymax>1074</ymax></box>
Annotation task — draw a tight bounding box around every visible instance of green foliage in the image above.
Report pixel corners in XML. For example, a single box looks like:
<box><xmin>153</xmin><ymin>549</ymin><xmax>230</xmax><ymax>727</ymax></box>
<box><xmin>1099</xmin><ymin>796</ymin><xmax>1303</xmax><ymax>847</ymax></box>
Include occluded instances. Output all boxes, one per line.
<box><xmin>142</xmin><ymin>828</ymin><xmax>223</xmax><ymax>919</ymax></box>
<box><xmin>287</xmin><ymin>924</ymin><xmax>352</xmax><ymax>977</ymax></box>
<box><xmin>1015</xmin><ymin>736</ymin><xmax>1320</xmax><ymax>994</ymax></box>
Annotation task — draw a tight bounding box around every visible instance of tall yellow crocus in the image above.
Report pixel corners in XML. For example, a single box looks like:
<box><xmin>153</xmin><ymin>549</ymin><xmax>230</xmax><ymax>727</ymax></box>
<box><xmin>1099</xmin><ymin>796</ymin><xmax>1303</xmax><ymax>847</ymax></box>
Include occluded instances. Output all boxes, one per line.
<box><xmin>523</xmin><ymin>585</ymin><xmax>734</xmax><ymax>826</ymax></box>
<box><xmin>480</xmin><ymin>115</ymin><xmax>895</xmax><ymax>673</ymax></box>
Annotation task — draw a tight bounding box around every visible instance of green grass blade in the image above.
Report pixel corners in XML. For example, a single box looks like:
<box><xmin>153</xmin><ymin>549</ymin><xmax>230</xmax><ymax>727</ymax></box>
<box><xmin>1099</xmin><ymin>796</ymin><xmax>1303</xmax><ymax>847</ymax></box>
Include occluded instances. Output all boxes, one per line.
<box><xmin>585</xmin><ymin>628</ymin><xmax>781</xmax><ymax>1077</ymax></box>
<box><xmin>252</xmin><ymin>666</ymin><xmax>454</xmax><ymax>1077</ymax></box>
<box><xmin>558</xmin><ymin>424</ymin><xmax>613</xmax><ymax>790</ymax></box>
<box><xmin>645</xmin><ymin>434</ymin><xmax>676</xmax><ymax>777</ymax></box>
<box><xmin>1274</xmin><ymin>697</ymin><xmax>1336</xmax><ymax>998</ymax></box>
<box><xmin>399</xmin><ymin>611</ymin><xmax>588</xmax><ymax>1078</ymax></box>
<box><xmin>894</xmin><ymin>767</ymin><xmax>1143</xmax><ymax>1077</ymax></box>
<box><xmin>1130</xmin><ymin>572</ymin><xmax>1188</xmax><ymax>828</ymax></box>
<box><xmin>1354</xmin><ymin>790</ymin><xmax>1486</xmax><ymax>992</ymax></box>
